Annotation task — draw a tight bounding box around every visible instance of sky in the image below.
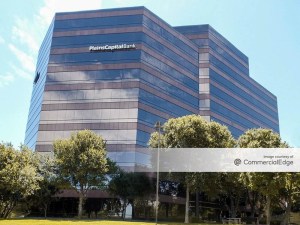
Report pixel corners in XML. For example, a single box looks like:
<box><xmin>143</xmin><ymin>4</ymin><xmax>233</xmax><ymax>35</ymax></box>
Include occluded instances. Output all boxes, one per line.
<box><xmin>0</xmin><ymin>0</ymin><xmax>299</xmax><ymax>148</ymax></box>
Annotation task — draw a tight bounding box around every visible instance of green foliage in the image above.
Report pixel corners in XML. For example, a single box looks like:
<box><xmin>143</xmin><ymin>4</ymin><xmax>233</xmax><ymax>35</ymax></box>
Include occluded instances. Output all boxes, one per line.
<box><xmin>238</xmin><ymin>128</ymin><xmax>293</xmax><ymax>225</ymax></box>
<box><xmin>25</xmin><ymin>156</ymin><xmax>60</xmax><ymax>217</ymax></box>
<box><xmin>238</xmin><ymin>128</ymin><xmax>290</xmax><ymax>197</ymax></box>
<box><xmin>238</xmin><ymin>128</ymin><xmax>291</xmax><ymax>197</ymax></box>
<box><xmin>148</xmin><ymin>132</ymin><xmax>166</xmax><ymax>148</ymax></box>
<box><xmin>53</xmin><ymin>130</ymin><xmax>108</xmax><ymax>191</ymax></box>
<box><xmin>108</xmin><ymin>172</ymin><xmax>152</xmax><ymax>219</ymax></box>
<box><xmin>192</xmin><ymin>172</ymin><xmax>246</xmax><ymax>218</ymax></box>
<box><xmin>148</xmin><ymin>115</ymin><xmax>236</xmax><ymax>223</ymax></box>
<box><xmin>148</xmin><ymin>115</ymin><xmax>236</xmax><ymax>188</ymax></box>
<box><xmin>238</xmin><ymin>128</ymin><xmax>288</xmax><ymax>148</ymax></box>
<box><xmin>0</xmin><ymin>219</ymin><xmax>211</xmax><ymax>225</ymax></box>
<box><xmin>53</xmin><ymin>130</ymin><xmax>109</xmax><ymax>218</ymax></box>
<box><xmin>0</xmin><ymin>143</ymin><xmax>41</xmax><ymax>218</ymax></box>
<box><xmin>109</xmin><ymin>172</ymin><xmax>152</xmax><ymax>200</ymax></box>
<box><xmin>277</xmin><ymin>173</ymin><xmax>300</xmax><ymax>225</ymax></box>
<box><xmin>149</xmin><ymin>115</ymin><xmax>235</xmax><ymax>148</ymax></box>
<box><xmin>279</xmin><ymin>173</ymin><xmax>300</xmax><ymax>202</ymax></box>
<box><xmin>162</xmin><ymin>115</ymin><xmax>210</xmax><ymax>148</ymax></box>
<box><xmin>208</xmin><ymin>121</ymin><xmax>236</xmax><ymax>148</ymax></box>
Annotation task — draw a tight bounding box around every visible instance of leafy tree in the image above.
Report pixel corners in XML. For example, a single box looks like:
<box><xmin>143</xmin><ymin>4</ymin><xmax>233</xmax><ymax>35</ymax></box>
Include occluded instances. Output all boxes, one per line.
<box><xmin>277</xmin><ymin>173</ymin><xmax>300</xmax><ymax>225</ymax></box>
<box><xmin>108</xmin><ymin>172</ymin><xmax>152</xmax><ymax>219</ymax></box>
<box><xmin>238</xmin><ymin>128</ymin><xmax>291</xmax><ymax>225</ymax></box>
<box><xmin>53</xmin><ymin>130</ymin><xmax>109</xmax><ymax>218</ymax></box>
<box><xmin>0</xmin><ymin>143</ymin><xmax>41</xmax><ymax>218</ymax></box>
<box><xmin>148</xmin><ymin>131</ymin><xmax>165</xmax><ymax>149</ymax></box>
<box><xmin>198</xmin><ymin>173</ymin><xmax>246</xmax><ymax>218</ymax></box>
<box><xmin>239</xmin><ymin>173</ymin><xmax>264</xmax><ymax>219</ymax></box>
<box><xmin>238</xmin><ymin>128</ymin><xmax>287</xmax><ymax>148</ymax></box>
<box><xmin>84</xmin><ymin>198</ymin><xmax>105</xmax><ymax>218</ymax></box>
<box><xmin>163</xmin><ymin>115</ymin><xmax>211</xmax><ymax>148</ymax></box>
<box><xmin>25</xmin><ymin>156</ymin><xmax>59</xmax><ymax>218</ymax></box>
<box><xmin>149</xmin><ymin>115</ymin><xmax>235</xmax><ymax>223</ymax></box>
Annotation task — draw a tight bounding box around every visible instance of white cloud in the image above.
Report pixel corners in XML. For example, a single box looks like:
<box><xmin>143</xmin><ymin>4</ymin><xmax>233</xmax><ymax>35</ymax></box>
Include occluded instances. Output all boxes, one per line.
<box><xmin>9</xmin><ymin>63</ymin><xmax>33</xmax><ymax>80</ymax></box>
<box><xmin>0</xmin><ymin>73</ymin><xmax>15</xmax><ymax>87</ymax></box>
<box><xmin>12</xmin><ymin>17</ymin><xmax>39</xmax><ymax>53</ymax></box>
<box><xmin>8</xmin><ymin>44</ymin><xmax>35</xmax><ymax>73</ymax></box>
<box><xmin>38</xmin><ymin>0</ymin><xmax>102</xmax><ymax>26</ymax></box>
<box><xmin>6</xmin><ymin>0</ymin><xmax>102</xmax><ymax>86</ymax></box>
<box><xmin>0</xmin><ymin>35</ymin><xmax>5</xmax><ymax>44</ymax></box>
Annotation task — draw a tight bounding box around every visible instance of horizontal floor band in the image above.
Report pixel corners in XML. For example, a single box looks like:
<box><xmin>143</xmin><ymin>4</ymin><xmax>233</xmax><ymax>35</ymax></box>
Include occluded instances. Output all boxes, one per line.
<box><xmin>38</xmin><ymin>122</ymin><xmax>155</xmax><ymax>134</ymax></box>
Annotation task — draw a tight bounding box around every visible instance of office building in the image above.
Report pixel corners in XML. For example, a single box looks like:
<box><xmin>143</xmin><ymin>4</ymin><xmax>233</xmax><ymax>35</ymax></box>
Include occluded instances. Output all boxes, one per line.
<box><xmin>24</xmin><ymin>6</ymin><xmax>279</xmax><ymax>169</ymax></box>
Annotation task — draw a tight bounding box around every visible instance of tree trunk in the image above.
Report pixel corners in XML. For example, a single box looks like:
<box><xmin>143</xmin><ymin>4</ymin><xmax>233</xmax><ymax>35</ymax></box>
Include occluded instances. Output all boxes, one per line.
<box><xmin>122</xmin><ymin>199</ymin><xmax>127</xmax><ymax>220</ymax></box>
<box><xmin>3</xmin><ymin>201</ymin><xmax>16</xmax><ymax>219</ymax></box>
<box><xmin>0</xmin><ymin>202</ymin><xmax>8</xmax><ymax>218</ymax></box>
<box><xmin>251</xmin><ymin>209</ymin><xmax>255</xmax><ymax>218</ymax></box>
<box><xmin>144</xmin><ymin>202</ymin><xmax>146</xmax><ymax>219</ymax></box>
<box><xmin>78</xmin><ymin>193</ymin><xmax>84</xmax><ymax>219</ymax></box>
<box><xmin>230</xmin><ymin>195</ymin><xmax>237</xmax><ymax>218</ymax></box>
<box><xmin>248</xmin><ymin>190</ymin><xmax>256</xmax><ymax>218</ymax></box>
<box><xmin>282</xmin><ymin>197</ymin><xmax>292</xmax><ymax>225</ymax></box>
<box><xmin>184</xmin><ymin>183</ymin><xmax>190</xmax><ymax>224</ymax></box>
<box><xmin>165</xmin><ymin>203</ymin><xmax>169</xmax><ymax>218</ymax></box>
<box><xmin>44</xmin><ymin>203</ymin><xmax>47</xmax><ymax>218</ymax></box>
<box><xmin>266</xmin><ymin>194</ymin><xmax>271</xmax><ymax>225</ymax></box>
<box><xmin>196</xmin><ymin>191</ymin><xmax>200</xmax><ymax>221</ymax></box>
<box><xmin>132</xmin><ymin>202</ymin><xmax>135</xmax><ymax>219</ymax></box>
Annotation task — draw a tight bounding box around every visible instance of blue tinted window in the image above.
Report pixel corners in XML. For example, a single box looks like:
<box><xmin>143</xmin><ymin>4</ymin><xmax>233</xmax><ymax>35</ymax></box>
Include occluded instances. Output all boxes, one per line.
<box><xmin>210</xmin><ymin>86</ymin><xmax>279</xmax><ymax>131</ymax></box>
<box><xmin>143</xmin><ymin>34</ymin><xmax>198</xmax><ymax>74</ymax></box>
<box><xmin>49</xmin><ymin>50</ymin><xmax>141</xmax><ymax>65</ymax></box>
<box><xmin>138</xmin><ymin>109</ymin><xmax>167</xmax><ymax>127</ymax></box>
<box><xmin>210</xmin><ymin>70</ymin><xmax>278</xmax><ymax>116</ymax></box>
<box><xmin>209</xmin><ymin>28</ymin><xmax>248</xmax><ymax>64</ymax></box>
<box><xmin>139</xmin><ymin>90</ymin><xmax>195</xmax><ymax>117</ymax></box>
<box><xmin>141</xmin><ymin>52</ymin><xmax>198</xmax><ymax>91</ymax></box>
<box><xmin>140</xmin><ymin>70</ymin><xmax>198</xmax><ymax>108</ymax></box>
<box><xmin>209</xmin><ymin>59</ymin><xmax>277</xmax><ymax>105</ymax></box>
<box><xmin>52</xmin><ymin>32</ymin><xmax>143</xmax><ymax>47</ymax></box>
<box><xmin>209</xmin><ymin>40</ymin><xmax>249</xmax><ymax>75</ymax></box>
<box><xmin>211</xmin><ymin>117</ymin><xmax>244</xmax><ymax>138</ymax></box>
<box><xmin>143</xmin><ymin>16</ymin><xmax>198</xmax><ymax>59</ymax></box>
<box><xmin>54</xmin><ymin>15</ymin><xmax>144</xmax><ymax>31</ymax></box>
<box><xmin>211</xmin><ymin>101</ymin><xmax>271</xmax><ymax>130</ymax></box>
<box><xmin>25</xmin><ymin>21</ymin><xmax>54</xmax><ymax>149</ymax></box>
<box><xmin>47</xmin><ymin>69</ymin><xmax>140</xmax><ymax>82</ymax></box>
<box><xmin>136</xmin><ymin>130</ymin><xmax>151</xmax><ymax>147</ymax></box>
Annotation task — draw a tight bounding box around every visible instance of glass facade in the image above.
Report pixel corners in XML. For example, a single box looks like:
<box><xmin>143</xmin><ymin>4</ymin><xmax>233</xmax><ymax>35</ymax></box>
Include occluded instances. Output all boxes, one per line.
<box><xmin>25</xmin><ymin>20</ymin><xmax>54</xmax><ymax>150</ymax></box>
<box><xmin>25</xmin><ymin>7</ymin><xmax>279</xmax><ymax>170</ymax></box>
<box><xmin>175</xmin><ymin>25</ymin><xmax>279</xmax><ymax>138</ymax></box>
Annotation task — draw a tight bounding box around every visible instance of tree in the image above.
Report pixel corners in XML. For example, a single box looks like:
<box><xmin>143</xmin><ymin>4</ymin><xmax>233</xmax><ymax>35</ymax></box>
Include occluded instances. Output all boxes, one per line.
<box><xmin>239</xmin><ymin>173</ymin><xmax>264</xmax><ymax>219</ymax></box>
<box><xmin>242</xmin><ymin>172</ymin><xmax>283</xmax><ymax>225</ymax></box>
<box><xmin>0</xmin><ymin>143</ymin><xmax>41</xmax><ymax>218</ymax></box>
<box><xmin>149</xmin><ymin>115</ymin><xmax>235</xmax><ymax>223</ymax></box>
<box><xmin>192</xmin><ymin>172</ymin><xmax>247</xmax><ymax>220</ymax></box>
<box><xmin>238</xmin><ymin>128</ymin><xmax>290</xmax><ymax>225</ymax></box>
<box><xmin>25</xmin><ymin>156</ymin><xmax>60</xmax><ymax>218</ymax></box>
<box><xmin>277</xmin><ymin>173</ymin><xmax>300</xmax><ymax>225</ymax></box>
<box><xmin>53</xmin><ymin>130</ymin><xmax>109</xmax><ymax>218</ymax></box>
<box><xmin>238</xmin><ymin>128</ymin><xmax>288</xmax><ymax>148</ymax></box>
<box><xmin>108</xmin><ymin>171</ymin><xmax>152</xmax><ymax>219</ymax></box>
<box><xmin>208</xmin><ymin>121</ymin><xmax>236</xmax><ymax>147</ymax></box>
<box><xmin>84</xmin><ymin>198</ymin><xmax>105</xmax><ymax>218</ymax></box>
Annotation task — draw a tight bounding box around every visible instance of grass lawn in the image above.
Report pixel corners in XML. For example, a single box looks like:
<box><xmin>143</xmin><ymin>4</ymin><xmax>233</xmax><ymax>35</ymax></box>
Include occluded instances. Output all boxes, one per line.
<box><xmin>0</xmin><ymin>219</ymin><xmax>216</xmax><ymax>225</ymax></box>
<box><xmin>0</xmin><ymin>220</ymin><xmax>153</xmax><ymax>225</ymax></box>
